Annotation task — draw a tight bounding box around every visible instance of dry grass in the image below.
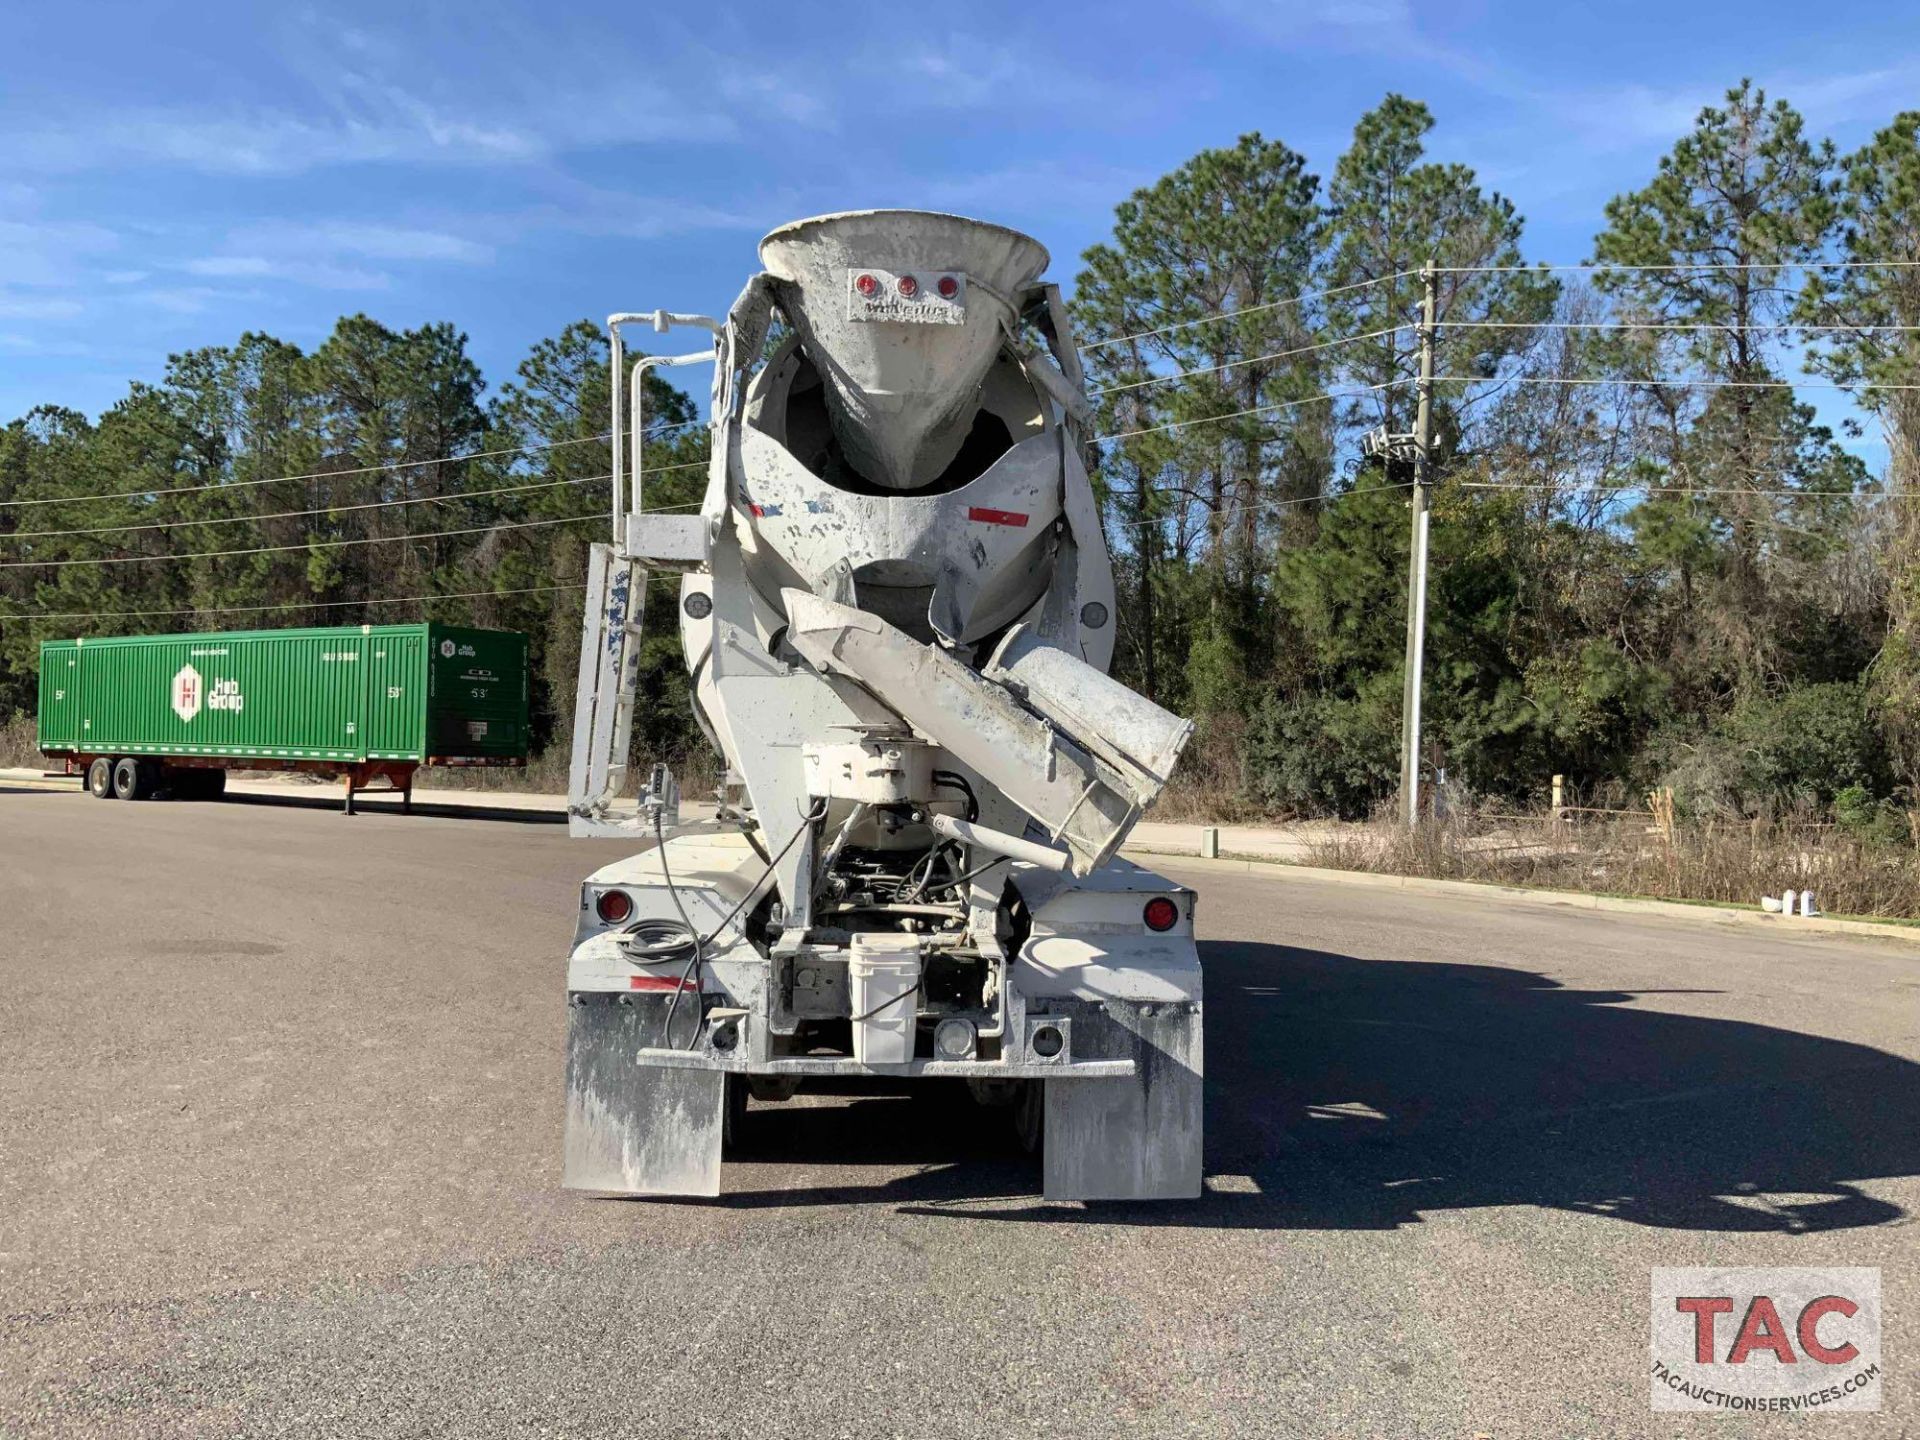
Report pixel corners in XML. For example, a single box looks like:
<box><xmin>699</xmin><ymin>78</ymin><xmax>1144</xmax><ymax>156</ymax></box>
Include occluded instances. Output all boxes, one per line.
<box><xmin>1153</xmin><ymin>717</ymin><xmax>1267</xmax><ymax>824</ymax></box>
<box><xmin>0</xmin><ymin>715</ymin><xmax>43</xmax><ymax>768</ymax></box>
<box><xmin>1307</xmin><ymin>809</ymin><xmax>1920</xmax><ymax>920</ymax></box>
<box><xmin>417</xmin><ymin>747</ymin><xmax>721</xmax><ymax>797</ymax></box>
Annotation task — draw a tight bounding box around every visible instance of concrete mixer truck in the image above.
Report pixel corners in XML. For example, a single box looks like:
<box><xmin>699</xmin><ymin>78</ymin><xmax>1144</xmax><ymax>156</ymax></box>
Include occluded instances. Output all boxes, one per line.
<box><xmin>562</xmin><ymin>210</ymin><xmax>1201</xmax><ymax>1200</ymax></box>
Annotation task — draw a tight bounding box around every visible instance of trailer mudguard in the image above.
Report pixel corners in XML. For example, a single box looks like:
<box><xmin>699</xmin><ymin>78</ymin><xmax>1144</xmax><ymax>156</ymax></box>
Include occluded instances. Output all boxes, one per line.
<box><xmin>563</xmin><ymin>994</ymin><xmax>725</xmax><ymax>1197</ymax></box>
<box><xmin>1016</xmin><ymin>935</ymin><xmax>1204</xmax><ymax>1201</ymax></box>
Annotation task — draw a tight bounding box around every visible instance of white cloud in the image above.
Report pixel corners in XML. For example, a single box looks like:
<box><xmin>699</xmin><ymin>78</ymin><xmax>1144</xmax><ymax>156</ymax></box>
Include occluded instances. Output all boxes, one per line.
<box><xmin>1206</xmin><ymin>0</ymin><xmax>1414</xmax><ymax>43</ymax></box>
<box><xmin>166</xmin><ymin>218</ymin><xmax>493</xmax><ymax>295</ymax></box>
<box><xmin>1521</xmin><ymin>63</ymin><xmax>1920</xmax><ymax>156</ymax></box>
<box><xmin>0</xmin><ymin>22</ymin><xmax>741</xmax><ymax>181</ymax></box>
<box><xmin>0</xmin><ymin>332</ymin><xmax>106</xmax><ymax>358</ymax></box>
<box><xmin>919</xmin><ymin>160</ymin><xmax>1155</xmax><ymax>220</ymax></box>
<box><xmin>312</xmin><ymin>223</ymin><xmax>492</xmax><ymax>264</ymax></box>
<box><xmin>872</xmin><ymin>34</ymin><xmax>1111</xmax><ymax>113</ymax></box>
<box><xmin>179</xmin><ymin>255</ymin><xmax>391</xmax><ymax>290</ymax></box>
<box><xmin>0</xmin><ymin>292</ymin><xmax>85</xmax><ymax>321</ymax></box>
<box><xmin>720</xmin><ymin>72</ymin><xmax>835</xmax><ymax>131</ymax></box>
<box><xmin>181</xmin><ymin>256</ymin><xmax>276</xmax><ymax>279</ymax></box>
<box><xmin>0</xmin><ymin>218</ymin><xmax>120</xmax><ymax>287</ymax></box>
<box><xmin>135</xmin><ymin>286</ymin><xmax>266</xmax><ymax>316</ymax></box>
<box><xmin>6</xmin><ymin>107</ymin><xmax>544</xmax><ymax>178</ymax></box>
<box><xmin>499</xmin><ymin>175</ymin><xmax>766</xmax><ymax>241</ymax></box>
<box><xmin>216</xmin><ymin>220</ymin><xmax>493</xmax><ymax>265</ymax></box>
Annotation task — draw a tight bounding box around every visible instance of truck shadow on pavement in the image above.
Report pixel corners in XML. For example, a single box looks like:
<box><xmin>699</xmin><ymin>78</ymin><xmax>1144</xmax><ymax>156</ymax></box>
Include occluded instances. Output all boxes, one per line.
<box><xmin>221</xmin><ymin>791</ymin><xmax>565</xmax><ymax>825</ymax></box>
<box><xmin>728</xmin><ymin>938</ymin><xmax>1920</xmax><ymax>1234</ymax></box>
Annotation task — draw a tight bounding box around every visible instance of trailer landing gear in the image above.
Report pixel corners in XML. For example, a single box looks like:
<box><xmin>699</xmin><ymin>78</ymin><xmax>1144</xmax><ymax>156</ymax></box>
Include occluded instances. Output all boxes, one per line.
<box><xmin>340</xmin><ymin>762</ymin><xmax>418</xmax><ymax>815</ymax></box>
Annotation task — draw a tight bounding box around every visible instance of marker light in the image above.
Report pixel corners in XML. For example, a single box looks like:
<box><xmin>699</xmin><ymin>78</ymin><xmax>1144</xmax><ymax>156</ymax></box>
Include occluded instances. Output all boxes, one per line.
<box><xmin>596</xmin><ymin>889</ymin><xmax>634</xmax><ymax>924</ymax></box>
<box><xmin>896</xmin><ymin>274</ymin><xmax>919</xmax><ymax>298</ymax></box>
<box><xmin>937</xmin><ymin>274</ymin><xmax>959</xmax><ymax>299</ymax></box>
<box><xmin>1143</xmin><ymin>896</ymin><xmax>1179</xmax><ymax>932</ymax></box>
<box><xmin>855</xmin><ymin>273</ymin><xmax>880</xmax><ymax>297</ymax></box>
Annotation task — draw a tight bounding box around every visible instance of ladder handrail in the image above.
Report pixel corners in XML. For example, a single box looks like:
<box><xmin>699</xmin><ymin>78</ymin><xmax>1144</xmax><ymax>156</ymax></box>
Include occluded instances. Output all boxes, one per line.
<box><xmin>607</xmin><ymin>311</ymin><xmax>721</xmax><ymax>540</ymax></box>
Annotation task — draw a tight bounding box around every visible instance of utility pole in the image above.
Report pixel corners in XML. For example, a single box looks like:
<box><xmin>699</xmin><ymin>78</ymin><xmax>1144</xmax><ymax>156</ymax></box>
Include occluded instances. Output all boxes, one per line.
<box><xmin>1398</xmin><ymin>264</ymin><xmax>1438</xmax><ymax>827</ymax></box>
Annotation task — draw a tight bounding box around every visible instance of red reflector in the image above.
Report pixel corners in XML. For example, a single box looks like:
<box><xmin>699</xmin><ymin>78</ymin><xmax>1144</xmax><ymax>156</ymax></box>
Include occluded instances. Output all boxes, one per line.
<box><xmin>897</xmin><ymin>274</ymin><xmax>919</xmax><ymax>298</ymax></box>
<box><xmin>629</xmin><ymin>974</ymin><xmax>696</xmax><ymax>992</ymax></box>
<box><xmin>855</xmin><ymin>273</ymin><xmax>879</xmax><ymax>297</ymax></box>
<box><xmin>1143</xmin><ymin>896</ymin><xmax>1179</xmax><ymax>932</ymax></box>
<box><xmin>967</xmin><ymin>506</ymin><xmax>1030</xmax><ymax>527</ymax></box>
<box><xmin>937</xmin><ymin>274</ymin><xmax>959</xmax><ymax>298</ymax></box>
<box><xmin>595</xmin><ymin>889</ymin><xmax>633</xmax><ymax>924</ymax></box>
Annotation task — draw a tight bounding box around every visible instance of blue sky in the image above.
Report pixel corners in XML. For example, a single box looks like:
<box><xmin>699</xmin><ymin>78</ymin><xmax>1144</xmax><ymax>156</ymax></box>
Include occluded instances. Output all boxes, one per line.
<box><xmin>4</xmin><ymin>0</ymin><xmax>1918</xmax><ymax>446</ymax></box>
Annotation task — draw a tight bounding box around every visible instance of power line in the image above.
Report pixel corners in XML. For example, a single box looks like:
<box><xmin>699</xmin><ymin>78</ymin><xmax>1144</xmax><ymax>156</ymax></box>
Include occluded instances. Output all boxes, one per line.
<box><xmin>1432</xmin><ymin>374</ymin><xmax>1920</xmax><ymax>392</ymax></box>
<box><xmin>1463</xmin><ymin>480</ymin><xmax>1891</xmax><ymax>500</ymax></box>
<box><xmin>3</xmin><ymin>584</ymin><xmax>593</xmax><ymax>625</ymax></box>
<box><xmin>0</xmin><ymin>432</ymin><xmax>590</xmax><ymax>511</ymax></box>
<box><xmin>0</xmin><ymin>418</ymin><xmax>710</xmax><ymax>511</ymax></box>
<box><xmin>1440</xmin><ymin>319</ymin><xmax>1920</xmax><ymax>335</ymax></box>
<box><xmin>0</xmin><ymin>509</ymin><xmax>618</xmax><ymax>570</ymax></box>
<box><xmin>4</xmin><ymin>569</ymin><xmax>695</xmax><ymax>624</ymax></box>
<box><xmin>1089</xmin><ymin>325</ymin><xmax>1406</xmax><ymax>398</ymax></box>
<box><xmin>1110</xmin><ymin>480</ymin><xmax>1417</xmax><ymax>531</ymax></box>
<box><xmin>1079</xmin><ymin>273</ymin><xmax>1407</xmax><ymax>354</ymax></box>
<box><xmin>3</xmin><ymin>472</ymin><xmax>600</xmax><ymax>541</ymax></box>
<box><xmin>1432</xmin><ymin>260</ymin><xmax>1920</xmax><ymax>275</ymax></box>
<box><xmin>1092</xmin><ymin>382</ymin><xmax>1397</xmax><ymax>446</ymax></box>
<box><xmin>0</xmin><ymin>460</ymin><xmax>710</xmax><ymax>543</ymax></box>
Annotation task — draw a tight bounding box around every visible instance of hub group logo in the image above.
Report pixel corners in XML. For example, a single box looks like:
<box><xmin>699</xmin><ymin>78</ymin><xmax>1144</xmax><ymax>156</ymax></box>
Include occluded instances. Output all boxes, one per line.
<box><xmin>1651</xmin><ymin>1267</ymin><xmax>1881</xmax><ymax>1413</ymax></box>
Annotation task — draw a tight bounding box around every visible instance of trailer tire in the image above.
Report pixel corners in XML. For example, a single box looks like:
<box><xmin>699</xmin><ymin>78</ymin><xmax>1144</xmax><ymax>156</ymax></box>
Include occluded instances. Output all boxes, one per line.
<box><xmin>201</xmin><ymin>768</ymin><xmax>227</xmax><ymax>799</ymax></box>
<box><xmin>112</xmin><ymin>756</ymin><xmax>152</xmax><ymax>802</ymax></box>
<box><xmin>87</xmin><ymin>757</ymin><xmax>116</xmax><ymax>799</ymax></box>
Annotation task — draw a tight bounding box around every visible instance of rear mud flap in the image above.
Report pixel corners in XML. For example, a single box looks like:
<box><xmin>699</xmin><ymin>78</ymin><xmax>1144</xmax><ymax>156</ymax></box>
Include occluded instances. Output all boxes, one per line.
<box><xmin>563</xmin><ymin>996</ymin><xmax>724</xmax><ymax>1197</ymax></box>
<box><xmin>1043</xmin><ymin>1000</ymin><xmax>1203</xmax><ymax>1201</ymax></box>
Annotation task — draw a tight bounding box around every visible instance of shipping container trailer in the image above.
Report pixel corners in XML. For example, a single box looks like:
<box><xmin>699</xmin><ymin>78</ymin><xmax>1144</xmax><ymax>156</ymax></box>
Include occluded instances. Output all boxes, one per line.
<box><xmin>37</xmin><ymin>623</ymin><xmax>529</xmax><ymax>813</ymax></box>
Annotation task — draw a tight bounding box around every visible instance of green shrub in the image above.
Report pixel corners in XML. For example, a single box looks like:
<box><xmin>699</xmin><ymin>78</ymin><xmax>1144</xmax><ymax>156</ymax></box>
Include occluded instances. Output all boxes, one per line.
<box><xmin>1243</xmin><ymin>685</ymin><xmax>1400</xmax><ymax>819</ymax></box>
<box><xmin>1731</xmin><ymin>681</ymin><xmax>1889</xmax><ymax>809</ymax></box>
<box><xmin>1832</xmin><ymin>783</ymin><xmax>1911</xmax><ymax>847</ymax></box>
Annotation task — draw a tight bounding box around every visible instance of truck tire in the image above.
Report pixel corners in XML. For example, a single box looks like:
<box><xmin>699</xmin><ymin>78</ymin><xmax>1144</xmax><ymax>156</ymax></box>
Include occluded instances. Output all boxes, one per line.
<box><xmin>87</xmin><ymin>757</ymin><xmax>116</xmax><ymax>799</ymax></box>
<box><xmin>722</xmin><ymin>1074</ymin><xmax>751</xmax><ymax>1156</ymax></box>
<box><xmin>201</xmin><ymin>768</ymin><xmax>227</xmax><ymax>799</ymax></box>
<box><xmin>112</xmin><ymin>756</ymin><xmax>152</xmax><ymax>802</ymax></box>
<box><xmin>1013</xmin><ymin>1080</ymin><xmax>1044</xmax><ymax>1155</ymax></box>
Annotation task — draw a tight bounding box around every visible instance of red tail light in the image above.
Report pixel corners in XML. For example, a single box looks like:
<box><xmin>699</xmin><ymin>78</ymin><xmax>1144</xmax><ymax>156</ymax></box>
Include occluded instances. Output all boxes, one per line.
<box><xmin>896</xmin><ymin>274</ymin><xmax>919</xmax><ymax>298</ymax></box>
<box><xmin>1143</xmin><ymin>896</ymin><xmax>1179</xmax><ymax>932</ymax></box>
<box><xmin>937</xmin><ymin>274</ymin><xmax>959</xmax><ymax>299</ymax></box>
<box><xmin>855</xmin><ymin>273</ymin><xmax>880</xmax><ymax>297</ymax></box>
<box><xmin>596</xmin><ymin>889</ymin><xmax>633</xmax><ymax>924</ymax></box>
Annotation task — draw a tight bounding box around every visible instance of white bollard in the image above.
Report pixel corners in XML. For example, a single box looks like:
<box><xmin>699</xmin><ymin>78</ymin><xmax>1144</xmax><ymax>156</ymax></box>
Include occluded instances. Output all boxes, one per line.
<box><xmin>1200</xmin><ymin>827</ymin><xmax>1220</xmax><ymax>860</ymax></box>
<box><xmin>1782</xmin><ymin>889</ymin><xmax>1799</xmax><ymax>916</ymax></box>
<box><xmin>1799</xmin><ymin>889</ymin><xmax>1817</xmax><ymax>918</ymax></box>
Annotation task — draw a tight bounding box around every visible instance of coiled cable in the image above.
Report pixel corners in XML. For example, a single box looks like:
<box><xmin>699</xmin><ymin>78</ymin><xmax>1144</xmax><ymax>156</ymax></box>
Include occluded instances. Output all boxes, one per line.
<box><xmin>622</xmin><ymin>798</ymin><xmax>831</xmax><ymax>1049</ymax></box>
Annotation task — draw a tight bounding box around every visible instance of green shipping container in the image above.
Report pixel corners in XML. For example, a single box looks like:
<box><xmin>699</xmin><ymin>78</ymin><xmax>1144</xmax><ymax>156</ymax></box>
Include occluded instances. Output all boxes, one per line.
<box><xmin>36</xmin><ymin>623</ymin><xmax>529</xmax><ymax>769</ymax></box>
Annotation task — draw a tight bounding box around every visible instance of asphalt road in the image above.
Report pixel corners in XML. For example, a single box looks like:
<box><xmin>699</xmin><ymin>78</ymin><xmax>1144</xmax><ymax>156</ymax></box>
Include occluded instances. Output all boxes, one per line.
<box><xmin>3</xmin><ymin>786</ymin><xmax>1916</xmax><ymax>1438</ymax></box>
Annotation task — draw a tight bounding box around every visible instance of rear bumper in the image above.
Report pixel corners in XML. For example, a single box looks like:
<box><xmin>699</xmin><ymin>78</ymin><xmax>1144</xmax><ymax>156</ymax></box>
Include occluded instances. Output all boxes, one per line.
<box><xmin>631</xmin><ymin>1047</ymin><xmax>1134</xmax><ymax>1079</ymax></box>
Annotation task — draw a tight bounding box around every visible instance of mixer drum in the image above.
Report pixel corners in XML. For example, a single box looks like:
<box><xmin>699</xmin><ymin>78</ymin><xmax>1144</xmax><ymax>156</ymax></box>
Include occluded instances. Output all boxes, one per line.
<box><xmin>759</xmin><ymin>210</ymin><xmax>1050</xmax><ymax>493</ymax></box>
